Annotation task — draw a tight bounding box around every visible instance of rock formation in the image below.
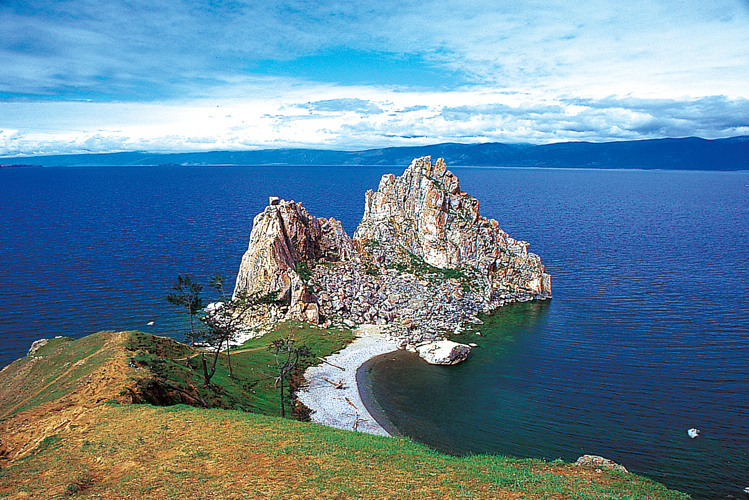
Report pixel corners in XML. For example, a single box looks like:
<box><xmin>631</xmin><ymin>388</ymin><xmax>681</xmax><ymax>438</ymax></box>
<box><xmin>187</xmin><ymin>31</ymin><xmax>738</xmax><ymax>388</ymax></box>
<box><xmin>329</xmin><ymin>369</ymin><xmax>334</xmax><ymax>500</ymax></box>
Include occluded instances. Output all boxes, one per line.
<box><xmin>233</xmin><ymin>198</ymin><xmax>355</xmax><ymax>325</ymax></box>
<box><xmin>354</xmin><ymin>156</ymin><xmax>551</xmax><ymax>299</ymax></box>
<box><xmin>575</xmin><ymin>455</ymin><xmax>629</xmax><ymax>473</ymax></box>
<box><xmin>408</xmin><ymin>340</ymin><xmax>472</xmax><ymax>365</ymax></box>
<box><xmin>232</xmin><ymin>157</ymin><xmax>552</xmax><ymax>362</ymax></box>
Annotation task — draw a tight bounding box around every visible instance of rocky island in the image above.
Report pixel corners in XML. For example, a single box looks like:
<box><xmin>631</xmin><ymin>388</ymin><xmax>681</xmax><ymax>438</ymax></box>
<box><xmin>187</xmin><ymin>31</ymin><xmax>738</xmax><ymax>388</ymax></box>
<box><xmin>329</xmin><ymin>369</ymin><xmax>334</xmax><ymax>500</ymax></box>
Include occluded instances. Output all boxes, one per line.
<box><xmin>232</xmin><ymin>156</ymin><xmax>550</xmax><ymax>361</ymax></box>
<box><xmin>230</xmin><ymin>156</ymin><xmax>551</xmax><ymax>433</ymax></box>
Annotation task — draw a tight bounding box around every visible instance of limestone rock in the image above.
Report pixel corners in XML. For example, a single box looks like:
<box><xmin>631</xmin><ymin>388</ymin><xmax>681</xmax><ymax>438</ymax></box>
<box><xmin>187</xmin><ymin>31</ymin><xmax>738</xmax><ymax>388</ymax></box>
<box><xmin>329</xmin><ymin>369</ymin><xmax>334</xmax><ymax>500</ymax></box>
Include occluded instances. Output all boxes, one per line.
<box><xmin>575</xmin><ymin>455</ymin><xmax>628</xmax><ymax>473</ymax></box>
<box><xmin>27</xmin><ymin>339</ymin><xmax>48</xmax><ymax>357</ymax></box>
<box><xmin>415</xmin><ymin>340</ymin><xmax>471</xmax><ymax>365</ymax></box>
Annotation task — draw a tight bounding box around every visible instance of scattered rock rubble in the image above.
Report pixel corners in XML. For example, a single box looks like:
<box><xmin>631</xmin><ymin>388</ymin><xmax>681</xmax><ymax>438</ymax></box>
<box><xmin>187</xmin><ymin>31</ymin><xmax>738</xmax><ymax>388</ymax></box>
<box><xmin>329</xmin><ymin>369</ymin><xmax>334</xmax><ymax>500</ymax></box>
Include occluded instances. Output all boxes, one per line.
<box><xmin>575</xmin><ymin>455</ymin><xmax>629</xmax><ymax>473</ymax></box>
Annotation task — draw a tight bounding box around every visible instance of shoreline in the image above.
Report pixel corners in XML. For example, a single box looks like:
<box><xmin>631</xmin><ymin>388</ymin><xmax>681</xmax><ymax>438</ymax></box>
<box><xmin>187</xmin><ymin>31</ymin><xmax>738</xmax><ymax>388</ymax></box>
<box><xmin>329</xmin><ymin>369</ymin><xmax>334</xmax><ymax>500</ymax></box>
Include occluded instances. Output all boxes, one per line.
<box><xmin>355</xmin><ymin>350</ymin><xmax>407</xmax><ymax>437</ymax></box>
<box><xmin>297</xmin><ymin>325</ymin><xmax>398</xmax><ymax>436</ymax></box>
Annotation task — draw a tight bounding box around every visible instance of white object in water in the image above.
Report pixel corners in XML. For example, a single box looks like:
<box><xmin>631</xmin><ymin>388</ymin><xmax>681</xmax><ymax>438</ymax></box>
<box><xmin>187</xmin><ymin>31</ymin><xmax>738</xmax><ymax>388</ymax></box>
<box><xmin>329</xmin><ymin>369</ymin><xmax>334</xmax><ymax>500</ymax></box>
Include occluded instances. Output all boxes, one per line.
<box><xmin>687</xmin><ymin>428</ymin><xmax>700</xmax><ymax>439</ymax></box>
<box><xmin>147</xmin><ymin>321</ymin><xmax>154</xmax><ymax>326</ymax></box>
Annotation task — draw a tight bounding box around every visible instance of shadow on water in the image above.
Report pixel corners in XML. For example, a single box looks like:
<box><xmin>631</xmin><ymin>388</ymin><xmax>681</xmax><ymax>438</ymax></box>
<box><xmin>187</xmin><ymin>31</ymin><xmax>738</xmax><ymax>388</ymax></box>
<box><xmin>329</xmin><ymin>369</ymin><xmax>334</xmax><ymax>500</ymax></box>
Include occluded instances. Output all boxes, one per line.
<box><xmin>358</xmin><ymin>300</ymin><xmax>552</xmax><ymax>454</ymax></box>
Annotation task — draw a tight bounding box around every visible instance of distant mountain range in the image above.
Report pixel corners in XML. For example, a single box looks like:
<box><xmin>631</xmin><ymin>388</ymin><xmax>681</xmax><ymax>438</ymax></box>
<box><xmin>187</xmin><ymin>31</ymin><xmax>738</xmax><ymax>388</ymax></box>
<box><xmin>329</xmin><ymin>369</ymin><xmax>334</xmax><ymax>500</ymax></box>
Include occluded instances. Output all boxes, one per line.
<box><xmin>2</xmin><ymin>136</ymin><xmax>748</xmax><ymax>170</ymax></box>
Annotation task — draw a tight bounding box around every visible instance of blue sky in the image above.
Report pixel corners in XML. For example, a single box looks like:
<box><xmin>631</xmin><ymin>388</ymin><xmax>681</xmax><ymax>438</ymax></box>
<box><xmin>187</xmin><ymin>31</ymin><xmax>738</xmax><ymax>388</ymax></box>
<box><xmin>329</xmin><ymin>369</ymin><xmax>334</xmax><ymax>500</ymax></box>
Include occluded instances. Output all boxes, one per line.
<box><xmin>1</xmin><ymin>0</ymin><xmax>748</xmax><ymax>156</ymax></box>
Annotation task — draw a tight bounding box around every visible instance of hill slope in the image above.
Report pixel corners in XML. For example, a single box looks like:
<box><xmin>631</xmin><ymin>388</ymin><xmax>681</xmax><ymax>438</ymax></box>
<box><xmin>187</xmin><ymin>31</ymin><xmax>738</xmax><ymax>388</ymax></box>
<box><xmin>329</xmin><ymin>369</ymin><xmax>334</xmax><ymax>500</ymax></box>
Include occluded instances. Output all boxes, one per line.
<box><xmin>0</xmin><ymin>330</ymin><xmax>689</xmax><ymax>499</ymax></box>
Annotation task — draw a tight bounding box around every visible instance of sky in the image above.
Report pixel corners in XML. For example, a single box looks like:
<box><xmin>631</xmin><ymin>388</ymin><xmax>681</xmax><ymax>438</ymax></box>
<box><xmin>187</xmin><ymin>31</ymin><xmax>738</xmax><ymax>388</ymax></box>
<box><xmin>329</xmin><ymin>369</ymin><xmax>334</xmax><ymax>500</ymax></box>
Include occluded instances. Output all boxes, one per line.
<box><xmin>1</xmin><ymin>0</ymin><xmax>748</xmax><ymax>156</ymax></box>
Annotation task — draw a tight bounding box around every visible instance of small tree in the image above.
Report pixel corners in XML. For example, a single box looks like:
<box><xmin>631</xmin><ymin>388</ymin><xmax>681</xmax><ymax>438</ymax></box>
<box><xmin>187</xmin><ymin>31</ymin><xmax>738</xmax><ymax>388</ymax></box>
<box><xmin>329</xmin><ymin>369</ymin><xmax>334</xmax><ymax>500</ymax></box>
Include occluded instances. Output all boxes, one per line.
<box><xmin>269</xmin><ymin>335</ymin><xmax>312</xmax><ymax>418</ymax></box>
<box><xmin>199</xmin><ymin>276</ymin><xmax>257</xmax><ymax>386</ymax></box>
<box><xmin>166</xmin><ymin>275</ymin><xmax>204</xmax><ymax>346</ymax></box>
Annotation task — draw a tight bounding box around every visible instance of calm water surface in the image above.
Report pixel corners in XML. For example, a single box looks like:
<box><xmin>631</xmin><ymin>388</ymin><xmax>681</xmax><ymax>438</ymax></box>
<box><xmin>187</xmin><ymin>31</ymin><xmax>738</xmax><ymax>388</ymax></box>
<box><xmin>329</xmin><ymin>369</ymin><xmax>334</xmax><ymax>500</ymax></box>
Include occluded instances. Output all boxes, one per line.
<box><xmin>1</xmin><ymin>165</ymin><xmax>747</xmax><ymax>499</ymax></box>
<box><xmin>362</xmin><ymin>168</ymin><xmax>749</xmax><ymax>500</ymax></box>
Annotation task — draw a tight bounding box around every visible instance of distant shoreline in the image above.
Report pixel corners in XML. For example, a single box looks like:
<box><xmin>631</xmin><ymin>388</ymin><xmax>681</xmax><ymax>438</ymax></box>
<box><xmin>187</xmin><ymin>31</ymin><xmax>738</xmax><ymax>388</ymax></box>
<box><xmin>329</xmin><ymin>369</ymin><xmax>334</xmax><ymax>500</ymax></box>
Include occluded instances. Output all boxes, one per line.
<box><xmin>2</xmin><ymin>136</ymin><xmax>747</xmax><ymax>171</ymax></box>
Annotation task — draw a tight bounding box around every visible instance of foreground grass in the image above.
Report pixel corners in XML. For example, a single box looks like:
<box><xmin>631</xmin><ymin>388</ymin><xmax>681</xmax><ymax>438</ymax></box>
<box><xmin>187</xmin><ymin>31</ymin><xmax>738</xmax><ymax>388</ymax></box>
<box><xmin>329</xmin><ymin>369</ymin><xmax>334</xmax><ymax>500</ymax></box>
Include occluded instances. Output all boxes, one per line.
<box><xmin>0</xmin><ymin>328</ymin><xmax>690</xmax><ymax>499</ymax></box>
<box><xmin>0</xmin><ymin>333</ymin><xmax>125</xmax><ymax>419</ymax></box>
<box><xmin>0</xmin><ymin>403</ymin><xmax>689</xmax><ymax>499</ymax></box>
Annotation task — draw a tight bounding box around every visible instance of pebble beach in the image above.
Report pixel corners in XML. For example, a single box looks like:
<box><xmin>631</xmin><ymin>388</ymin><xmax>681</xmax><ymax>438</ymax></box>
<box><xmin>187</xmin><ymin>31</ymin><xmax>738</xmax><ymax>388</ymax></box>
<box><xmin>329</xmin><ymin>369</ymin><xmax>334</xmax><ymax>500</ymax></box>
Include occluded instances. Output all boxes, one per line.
<box><xmin>297</xmin><ymin>325</ymin><xmax>398</xmax><ymax>436</ymax></box>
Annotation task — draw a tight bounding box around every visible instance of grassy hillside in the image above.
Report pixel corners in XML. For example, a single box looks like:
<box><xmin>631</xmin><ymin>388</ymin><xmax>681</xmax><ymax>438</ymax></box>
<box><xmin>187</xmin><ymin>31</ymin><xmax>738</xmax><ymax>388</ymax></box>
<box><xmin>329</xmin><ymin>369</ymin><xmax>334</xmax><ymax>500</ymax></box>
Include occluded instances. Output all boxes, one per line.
<box><xmin>126</xmin><ymin>321</ymin><xmax>354</xmax><ymax>417</ymax></box>
<box><xmin>0</xmin><ymin>327</ymin><xmax>690</xmax><ymax>499</ymax></box>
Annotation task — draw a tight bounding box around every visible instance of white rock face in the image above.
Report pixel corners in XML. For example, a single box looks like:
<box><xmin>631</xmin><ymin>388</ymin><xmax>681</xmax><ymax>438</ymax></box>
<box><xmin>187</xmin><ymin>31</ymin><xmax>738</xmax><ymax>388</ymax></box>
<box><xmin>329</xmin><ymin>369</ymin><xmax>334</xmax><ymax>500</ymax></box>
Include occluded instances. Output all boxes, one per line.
<box><xmin>27</xmin><ymin>338</ymin><xmax>48</xmax><ymax>357</ymax></box>
<box><xmin>415</xmin><ymin>340</ymin><xmax>471</xmax><ymax>365</ymax></box>
<box><xmin>232</xmin><ymin>200</ymin><xmax>356</xmax><ymax>323</ymax></box>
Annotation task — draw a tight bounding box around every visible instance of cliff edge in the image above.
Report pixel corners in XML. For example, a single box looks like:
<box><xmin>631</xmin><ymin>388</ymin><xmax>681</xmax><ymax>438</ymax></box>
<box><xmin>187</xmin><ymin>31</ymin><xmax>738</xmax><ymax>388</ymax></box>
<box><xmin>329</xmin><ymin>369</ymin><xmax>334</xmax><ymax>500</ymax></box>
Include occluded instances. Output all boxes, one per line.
<box><xmin>233</xmin><ymin>200</ymin><xmax>355</xmax><ymax>324</ymax></box>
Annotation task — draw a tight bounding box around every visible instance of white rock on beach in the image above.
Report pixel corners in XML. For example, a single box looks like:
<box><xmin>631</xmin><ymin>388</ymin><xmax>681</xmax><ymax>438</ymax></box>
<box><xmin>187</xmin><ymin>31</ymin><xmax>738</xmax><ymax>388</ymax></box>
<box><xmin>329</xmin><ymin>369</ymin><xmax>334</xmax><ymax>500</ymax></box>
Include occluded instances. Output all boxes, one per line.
<box><xmin>415</xmin><ymin>340</ymin><xmax>471</xmax><ymax>365</ymax></box>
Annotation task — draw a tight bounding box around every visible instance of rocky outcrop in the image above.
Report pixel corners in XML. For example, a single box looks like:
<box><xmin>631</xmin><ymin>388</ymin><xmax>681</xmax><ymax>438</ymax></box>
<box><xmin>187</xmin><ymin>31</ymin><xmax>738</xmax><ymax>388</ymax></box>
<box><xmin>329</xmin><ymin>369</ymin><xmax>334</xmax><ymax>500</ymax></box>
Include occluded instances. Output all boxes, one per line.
<box><xmin>233</xmin><ymin>198</ymin><xmax>355</xmax><ymax>324</ymax></box>
<box><xmin>354</xmin><ymin>156</ymin><xmax>551</xmax><ymax>300</ymax></box>
<box><xmin>27</xmin><ymin>339</ymin><xmax>48</xmax><ymax>357</ymax></box>
<box><xmin>232</xmin><ymin>157</ymin><xmax>551</xmax><ymax>349</ymax></box>
<box><xmin>575</xmin><ymin>455</ymin><xmax>628</xmax><ymax>473</ymax></box>
<box><xmin>408</xmin><ymin>340</ymin><xmax>472</xmax><ymax>365</ymax></box>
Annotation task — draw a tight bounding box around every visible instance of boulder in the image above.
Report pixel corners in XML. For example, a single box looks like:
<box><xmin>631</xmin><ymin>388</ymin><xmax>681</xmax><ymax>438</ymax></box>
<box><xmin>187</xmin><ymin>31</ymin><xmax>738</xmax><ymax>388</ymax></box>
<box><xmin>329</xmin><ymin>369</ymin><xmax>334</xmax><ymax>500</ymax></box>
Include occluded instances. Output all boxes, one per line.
<box><xmin>415</xmin><ymin>340</ymin><xmax>471</xmax><ymax>365</ymax></box>
<box><xmin>27</xmin><ymin>338</ymin><xmax>48</xmax><ymax>357</ymax></box>
<box><xmin>575</xmin><ymin>455</ymin><xmax>628</xmax><ymax>473</ymax></box>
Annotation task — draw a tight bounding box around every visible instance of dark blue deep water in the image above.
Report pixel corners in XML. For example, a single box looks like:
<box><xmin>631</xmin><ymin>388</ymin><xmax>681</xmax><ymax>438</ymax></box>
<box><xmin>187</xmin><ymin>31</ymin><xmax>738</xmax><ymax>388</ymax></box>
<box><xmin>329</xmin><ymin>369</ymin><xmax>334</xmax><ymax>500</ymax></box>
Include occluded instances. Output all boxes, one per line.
<box><xmin>1</xmin><ymin>165</ymin><xmax>747</xmax><ymax>499</ymax></box>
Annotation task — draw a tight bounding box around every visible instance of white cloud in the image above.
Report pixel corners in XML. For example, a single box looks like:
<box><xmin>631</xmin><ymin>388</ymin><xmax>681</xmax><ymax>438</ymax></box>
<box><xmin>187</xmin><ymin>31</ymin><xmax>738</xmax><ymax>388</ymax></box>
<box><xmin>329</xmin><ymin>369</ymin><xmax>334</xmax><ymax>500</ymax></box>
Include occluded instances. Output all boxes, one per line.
<box><xmin>1</xmin><ymin>0</ymin><xmax>748</xmax><ymax>154</ymax></box>
<box><xmin>2</xmin><ymin>88</ymin><xmax>748</xmax><ymax>156</ymax></box>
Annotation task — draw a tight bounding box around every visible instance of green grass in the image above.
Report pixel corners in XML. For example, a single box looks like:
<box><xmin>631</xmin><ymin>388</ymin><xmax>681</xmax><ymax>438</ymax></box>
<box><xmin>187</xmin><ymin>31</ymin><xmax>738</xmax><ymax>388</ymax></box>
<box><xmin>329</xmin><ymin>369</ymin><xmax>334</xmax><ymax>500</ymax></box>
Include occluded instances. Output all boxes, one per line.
<box><xmin>295</xmin><ymin>261</ymin><xmax>312</xmax><ymax>281</ymax></box>
<box><xmin>0</xmin><ymin>332</ymin><xmax>118</xmax><ymax>418</ymax></box>
<box><xmin>0</xmin><ymin>403</ymin><xmax>691</xmax><ymax>499</ymax></box>
<box><xmin>126</xmin><ymin>321</ymin><xmax>354</xmax><ymax>417</ymax></box>
<box><xmin>0</xmin><ymin>327</ymin><xmax>690</xmax><ymax>500</ymax></box>
<box><xmin>383</xmin><ymin>250</ymin><xmax>475</xmax><ymax>292</ymax></box>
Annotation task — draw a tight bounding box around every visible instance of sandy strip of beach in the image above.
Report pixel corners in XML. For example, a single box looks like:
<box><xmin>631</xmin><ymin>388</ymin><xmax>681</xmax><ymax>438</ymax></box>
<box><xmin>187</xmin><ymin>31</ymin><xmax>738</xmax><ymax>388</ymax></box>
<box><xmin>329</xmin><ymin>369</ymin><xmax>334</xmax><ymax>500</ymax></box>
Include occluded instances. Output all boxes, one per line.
<box><xmin>296</xmin><ymin>325</ymin><xmax>399</xmax><ymax>436</ymax></box>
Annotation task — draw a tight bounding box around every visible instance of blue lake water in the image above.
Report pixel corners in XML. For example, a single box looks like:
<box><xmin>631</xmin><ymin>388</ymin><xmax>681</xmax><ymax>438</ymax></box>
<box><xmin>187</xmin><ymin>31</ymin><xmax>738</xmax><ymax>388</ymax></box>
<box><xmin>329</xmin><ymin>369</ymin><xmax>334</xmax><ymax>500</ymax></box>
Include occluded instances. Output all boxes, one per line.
<box><xmin>1</xmin><ymin>165</ymin><xmax>747</xmax><ymax>499</ymax></box>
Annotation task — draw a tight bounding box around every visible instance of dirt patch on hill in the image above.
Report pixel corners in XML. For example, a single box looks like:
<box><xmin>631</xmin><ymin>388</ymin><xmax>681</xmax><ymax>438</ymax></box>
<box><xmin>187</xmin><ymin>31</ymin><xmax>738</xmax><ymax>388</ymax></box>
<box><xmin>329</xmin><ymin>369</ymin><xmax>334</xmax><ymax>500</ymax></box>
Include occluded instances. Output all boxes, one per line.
<box><xmin>0</xmin><ymin>331</ymin><xmax>137</xmax><ymax>466</ymax></box>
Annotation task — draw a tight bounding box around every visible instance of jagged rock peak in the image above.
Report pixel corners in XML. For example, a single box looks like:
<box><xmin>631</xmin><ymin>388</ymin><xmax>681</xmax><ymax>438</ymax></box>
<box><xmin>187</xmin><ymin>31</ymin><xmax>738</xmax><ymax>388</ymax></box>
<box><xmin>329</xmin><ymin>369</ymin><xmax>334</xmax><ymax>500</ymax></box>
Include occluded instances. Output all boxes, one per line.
<box><xmin>232</xmin><ymin>157</ymin><xmax>551</xmax><ymax>334</ymax></box>
<box><xmin>232</xmin><ymin>199</ymin><xmax>355</xmax><ymax>323</ymax></box>
<box><xmin>354</xmin><ymin>156</ymin><xmax>551</xmax><ymax>298</ymax></box>
<box><xmin>353</xmin><ymin>156</ymin><xmax>479</xmax><ymax>268</ymax></box>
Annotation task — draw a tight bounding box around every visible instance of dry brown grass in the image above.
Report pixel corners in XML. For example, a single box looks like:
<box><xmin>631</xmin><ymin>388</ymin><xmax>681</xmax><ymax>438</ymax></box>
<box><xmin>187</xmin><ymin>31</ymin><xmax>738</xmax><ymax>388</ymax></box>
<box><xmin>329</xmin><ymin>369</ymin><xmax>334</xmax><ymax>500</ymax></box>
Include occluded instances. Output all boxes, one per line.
<box><xmin>1</xmin><ymin>403</ymin><xmax>688</xmax><ymax>500</ymax></box>
<box><xmin>0</xmin><ymin>331</ymin><xmax>136</xmax><ymax>466</ymax></box>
